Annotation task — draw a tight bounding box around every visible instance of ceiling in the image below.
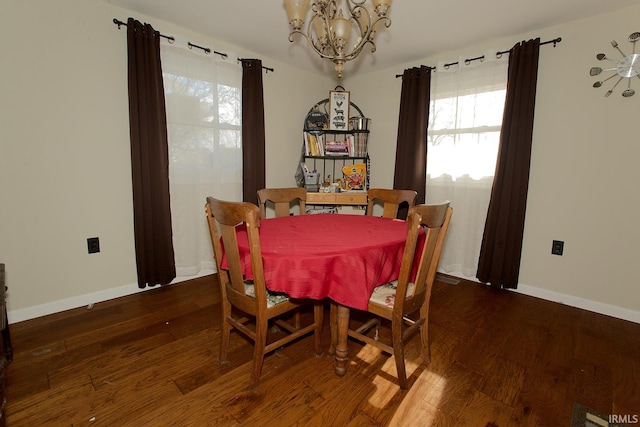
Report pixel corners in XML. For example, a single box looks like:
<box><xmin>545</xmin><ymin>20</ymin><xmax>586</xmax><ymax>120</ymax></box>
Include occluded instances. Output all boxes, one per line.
<box><xmin>104</xmin><ymin>0</ymin><xmax>640</xmax><ymax>78</ymax></box>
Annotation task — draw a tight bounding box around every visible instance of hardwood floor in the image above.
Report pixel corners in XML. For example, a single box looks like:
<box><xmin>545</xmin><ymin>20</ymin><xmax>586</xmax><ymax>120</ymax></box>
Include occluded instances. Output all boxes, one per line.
<box><xmin>4</xmin><ymin>275</ymin><xmax>639</xmax><ymax>426</ymax></box>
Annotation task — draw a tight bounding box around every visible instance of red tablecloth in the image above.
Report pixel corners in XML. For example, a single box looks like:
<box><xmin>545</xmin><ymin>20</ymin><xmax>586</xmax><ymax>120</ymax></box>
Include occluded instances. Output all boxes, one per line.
<box><xmin>228</xmin><ymin>214</ymin><xmax>411</xmax><ymax>311</ymax></box>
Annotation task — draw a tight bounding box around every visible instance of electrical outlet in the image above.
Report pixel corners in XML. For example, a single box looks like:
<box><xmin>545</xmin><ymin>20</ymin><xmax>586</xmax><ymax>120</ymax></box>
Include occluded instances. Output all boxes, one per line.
<box><xmin>551</xmin><ymin>240</ymin><xmax>564</xmax><ymax>256</ymax></box>
<box><xmin>87</xmin><ymin>237</ymin><xmax>100</xmax><ymax>254</ymax></box>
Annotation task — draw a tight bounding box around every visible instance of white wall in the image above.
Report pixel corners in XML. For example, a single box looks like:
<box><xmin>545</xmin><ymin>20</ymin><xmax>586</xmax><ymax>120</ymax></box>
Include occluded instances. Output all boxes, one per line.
<box><xmin>2</xmin><ymin>0</ymin><xmax>639</xmax><ymax>324</ymax></box>
<box><xmin>0</xmin><ymin>0</ymin><xmax>331</xmax><ymax>322</ymax></box>
<box><xmin>347</xmin><ymin>5</ymin><xmax>640</xmax><ymax>322</ymax></box>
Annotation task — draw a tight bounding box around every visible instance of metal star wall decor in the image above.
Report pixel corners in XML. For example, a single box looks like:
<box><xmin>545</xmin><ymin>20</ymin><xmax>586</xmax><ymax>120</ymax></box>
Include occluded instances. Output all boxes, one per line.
<box><xmin>590</xmin><ymin>31</ymin><xmax>640</xmax><ymax>97</ymax></box>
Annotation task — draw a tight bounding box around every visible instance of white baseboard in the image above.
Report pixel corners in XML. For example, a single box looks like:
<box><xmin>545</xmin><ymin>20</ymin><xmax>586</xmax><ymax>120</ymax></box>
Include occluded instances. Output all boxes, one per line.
<box><xmin>514</xmin><ymin>283</ymin><xmax>640</xmax><ymax>325</ymax></box>
<box><xmin>7</xmin><ymin>269</ymin><xmax>216</xmax><ymax>324</ymax></box>
<box><xmin>440</xmin><ymin>270</ymin><xmax>640</xmax><ymax>325</ymax></box>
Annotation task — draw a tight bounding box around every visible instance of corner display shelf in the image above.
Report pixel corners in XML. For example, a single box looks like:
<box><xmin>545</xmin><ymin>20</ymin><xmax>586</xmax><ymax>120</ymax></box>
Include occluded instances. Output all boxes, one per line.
<box><xmin>298</xmin><ymin>95</ymin><xmax>370</xmax><ymax>207</ymax></box>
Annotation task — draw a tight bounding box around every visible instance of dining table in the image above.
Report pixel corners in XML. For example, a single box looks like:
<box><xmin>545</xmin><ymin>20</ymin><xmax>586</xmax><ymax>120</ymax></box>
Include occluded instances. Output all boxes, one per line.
<box><xmin>230</xmin><ymin>212</ymin><xmax>412</xmax><ymax>377</ymax></box>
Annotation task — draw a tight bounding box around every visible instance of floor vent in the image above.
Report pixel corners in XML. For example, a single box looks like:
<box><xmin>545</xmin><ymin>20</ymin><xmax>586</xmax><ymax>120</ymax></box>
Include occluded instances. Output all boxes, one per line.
<box><xmin>435</xmin><ymin>274</ymin><xmax>460</xmax><ymax>285</ymax></box>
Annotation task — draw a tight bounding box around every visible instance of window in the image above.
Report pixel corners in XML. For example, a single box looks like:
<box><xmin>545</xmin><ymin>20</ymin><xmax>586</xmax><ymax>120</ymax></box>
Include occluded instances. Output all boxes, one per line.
<box><xmin>428</xmin><ymin>89</ymin><xmax>505</xmax><ymax>181</ymax></box>
<box><xmin>161</xmin><ymin>44</ymin><xmax>242</xmax><ymax>277</ymax></box>
<box><xmin>426</xmin><ymin>57</ymin><xmax>507</xmax><ymax>278</ymax></box>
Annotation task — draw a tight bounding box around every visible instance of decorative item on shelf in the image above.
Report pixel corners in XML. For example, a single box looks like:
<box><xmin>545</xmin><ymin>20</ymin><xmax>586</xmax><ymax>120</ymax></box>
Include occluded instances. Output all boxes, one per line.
<box><xmin>304</xmin><ymin>171</ymin><xmax>320</xmax><ymax>192</ymax></box>
<box><xmin>285</xmin><ymin>0</ymin><xmax>392</xmax><ymax>79</ymax></box>
<box><xmin>349</xmin><ymin>116</ymin><xmax>370</xmax><ymax>157</ymax></box>
<box><xmin>304</xmin><ymin>105</ymin><xmax>328</xmax><ymax>131</ymax></box>
<box><xmin>590</xmin><ymin>31</ymin><xmax>640</xmax><ymax>97</ymax></box>
<box><xmin>342</xmin><ymin>163</ymin><xmax>366</xmax><ymax>190</ymax></box>
<box><xmin>329</xmin><ymin>89</ymin><xmax>350</xmax><ymax>130</ymax></box>
<box><xmin>349</xmin><ymin>116</ymin><xmax>370</xmax><ymax>131</ymax></box>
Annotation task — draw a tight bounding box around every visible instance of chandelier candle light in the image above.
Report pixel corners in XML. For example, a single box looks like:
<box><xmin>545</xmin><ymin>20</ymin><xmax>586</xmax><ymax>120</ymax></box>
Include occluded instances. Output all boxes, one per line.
<box><xmin>285</xmin><ymin>0</ymin><xmax>392</xmax><ymax>79</ymax></box>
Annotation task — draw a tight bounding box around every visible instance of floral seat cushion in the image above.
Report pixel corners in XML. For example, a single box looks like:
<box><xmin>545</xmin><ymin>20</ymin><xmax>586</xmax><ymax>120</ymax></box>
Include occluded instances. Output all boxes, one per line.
<box><xmin>243</xmin><ymin>281</ymin><xmax>289</xmax><ymax>308</ymax></box>
<box><xmin>369</xmin><ymin>280</ymin><xmax>416</xmax><ymax>309</ymax></box>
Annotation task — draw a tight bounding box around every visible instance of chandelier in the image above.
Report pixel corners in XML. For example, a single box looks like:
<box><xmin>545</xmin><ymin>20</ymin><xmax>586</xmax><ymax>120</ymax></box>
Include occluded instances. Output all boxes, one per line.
<box><xmin>285</xmin><ymin>0</ymin><xmax>392</xmax><ymax>79</ymax></box>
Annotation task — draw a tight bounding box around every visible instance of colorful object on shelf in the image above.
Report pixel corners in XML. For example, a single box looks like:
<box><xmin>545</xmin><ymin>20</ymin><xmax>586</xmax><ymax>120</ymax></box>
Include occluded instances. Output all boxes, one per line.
<box><xmin>342</xmin><ymin>163</ymin><xmax>366</xmax><ymax>190</ymax></box>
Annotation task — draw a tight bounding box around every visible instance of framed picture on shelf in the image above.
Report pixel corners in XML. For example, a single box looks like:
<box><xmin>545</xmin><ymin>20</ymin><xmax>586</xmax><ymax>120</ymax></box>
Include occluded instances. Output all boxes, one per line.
<box><xmin>329</xmin><ymin>90</ymin><xmax>350</xmax><ymax>130</ymax></box>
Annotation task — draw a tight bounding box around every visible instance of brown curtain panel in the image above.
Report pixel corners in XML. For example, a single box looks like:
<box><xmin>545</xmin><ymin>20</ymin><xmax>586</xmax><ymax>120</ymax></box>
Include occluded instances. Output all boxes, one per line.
<box><xmin>393</xmin><ymin>66</ymin><xmax>431</xmax><ymax>209</ymax></box>
<box><xmin>241</xmin><ymin>59</ymin><xmax>266</xmax><ymax>203</ymax></box>
<box><xmin>126</xmin><ymin>18</ymin><xmax>176</xmax><ymax>288</ymax></box>
<box><xmin>476</xmin><ymin>38</ymin><xmax>540</xmax><ymax>289</ymax></box>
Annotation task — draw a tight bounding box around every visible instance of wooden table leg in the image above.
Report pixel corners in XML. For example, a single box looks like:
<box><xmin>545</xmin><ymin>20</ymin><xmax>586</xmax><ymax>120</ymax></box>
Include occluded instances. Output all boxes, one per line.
<box><xmin>328</xmin><ymin>302</ymin><xmax>337</xmax><ymax>356</ymax></box>
<box><xmin>334</xmin><ymin>303</ymin><xmax>350</xmax><ymax>377</ymax></box>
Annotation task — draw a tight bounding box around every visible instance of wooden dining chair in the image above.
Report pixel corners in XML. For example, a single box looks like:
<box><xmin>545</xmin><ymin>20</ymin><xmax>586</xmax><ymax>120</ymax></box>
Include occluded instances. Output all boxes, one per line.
<box><xmin>257</xmin><ymin>187</ymin><xmax>307</xmax><ymax>218</ymax></box>
<box><xmin>347</xmin><ymin>201</ymin><xmax>452</xmax><ymax>390</ymax></box>
<box><xmin>205</xmin><ymin>197</ymin><xmax>323</xmax><ymax>392</ymax></box>
<box><xmin>365</xmin><ymin>188</ymin><xmax>418</xmax><ymax>219</ymax></box>
<box><xmin>257</xmin><ymin>187</ymin><xmax>308</xmax><ymax>327</ymax></box>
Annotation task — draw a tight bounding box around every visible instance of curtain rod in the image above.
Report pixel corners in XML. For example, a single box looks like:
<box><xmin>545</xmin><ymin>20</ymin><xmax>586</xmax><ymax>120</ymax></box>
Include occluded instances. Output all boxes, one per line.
<box><xmin>113</xmin><ymin>18</ymin><xmax>274</xmax><ymax>72</ymax></box>
<box><xmin>187</xmin><ymin>41</ymin><xmax>228</xmax><ymax>59</ymax></box>
<box><xmin>113</xmin><ymin>18</ymin><xmax>228</xmax><ymax>60</ymax></box>
<box><xmin>237</xmin><ymin>58</ymin><xmax>274</xmax><ymax>73</ymax></box>
<box><xmin>395</xmin><ymin>37</ymin><xmax>562</xmax><ymax>78</ymax></box>
<box><xmin>112</xmin><ymin>18</ymin><xmax>176</xmax><ymax>42</ymax></box>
